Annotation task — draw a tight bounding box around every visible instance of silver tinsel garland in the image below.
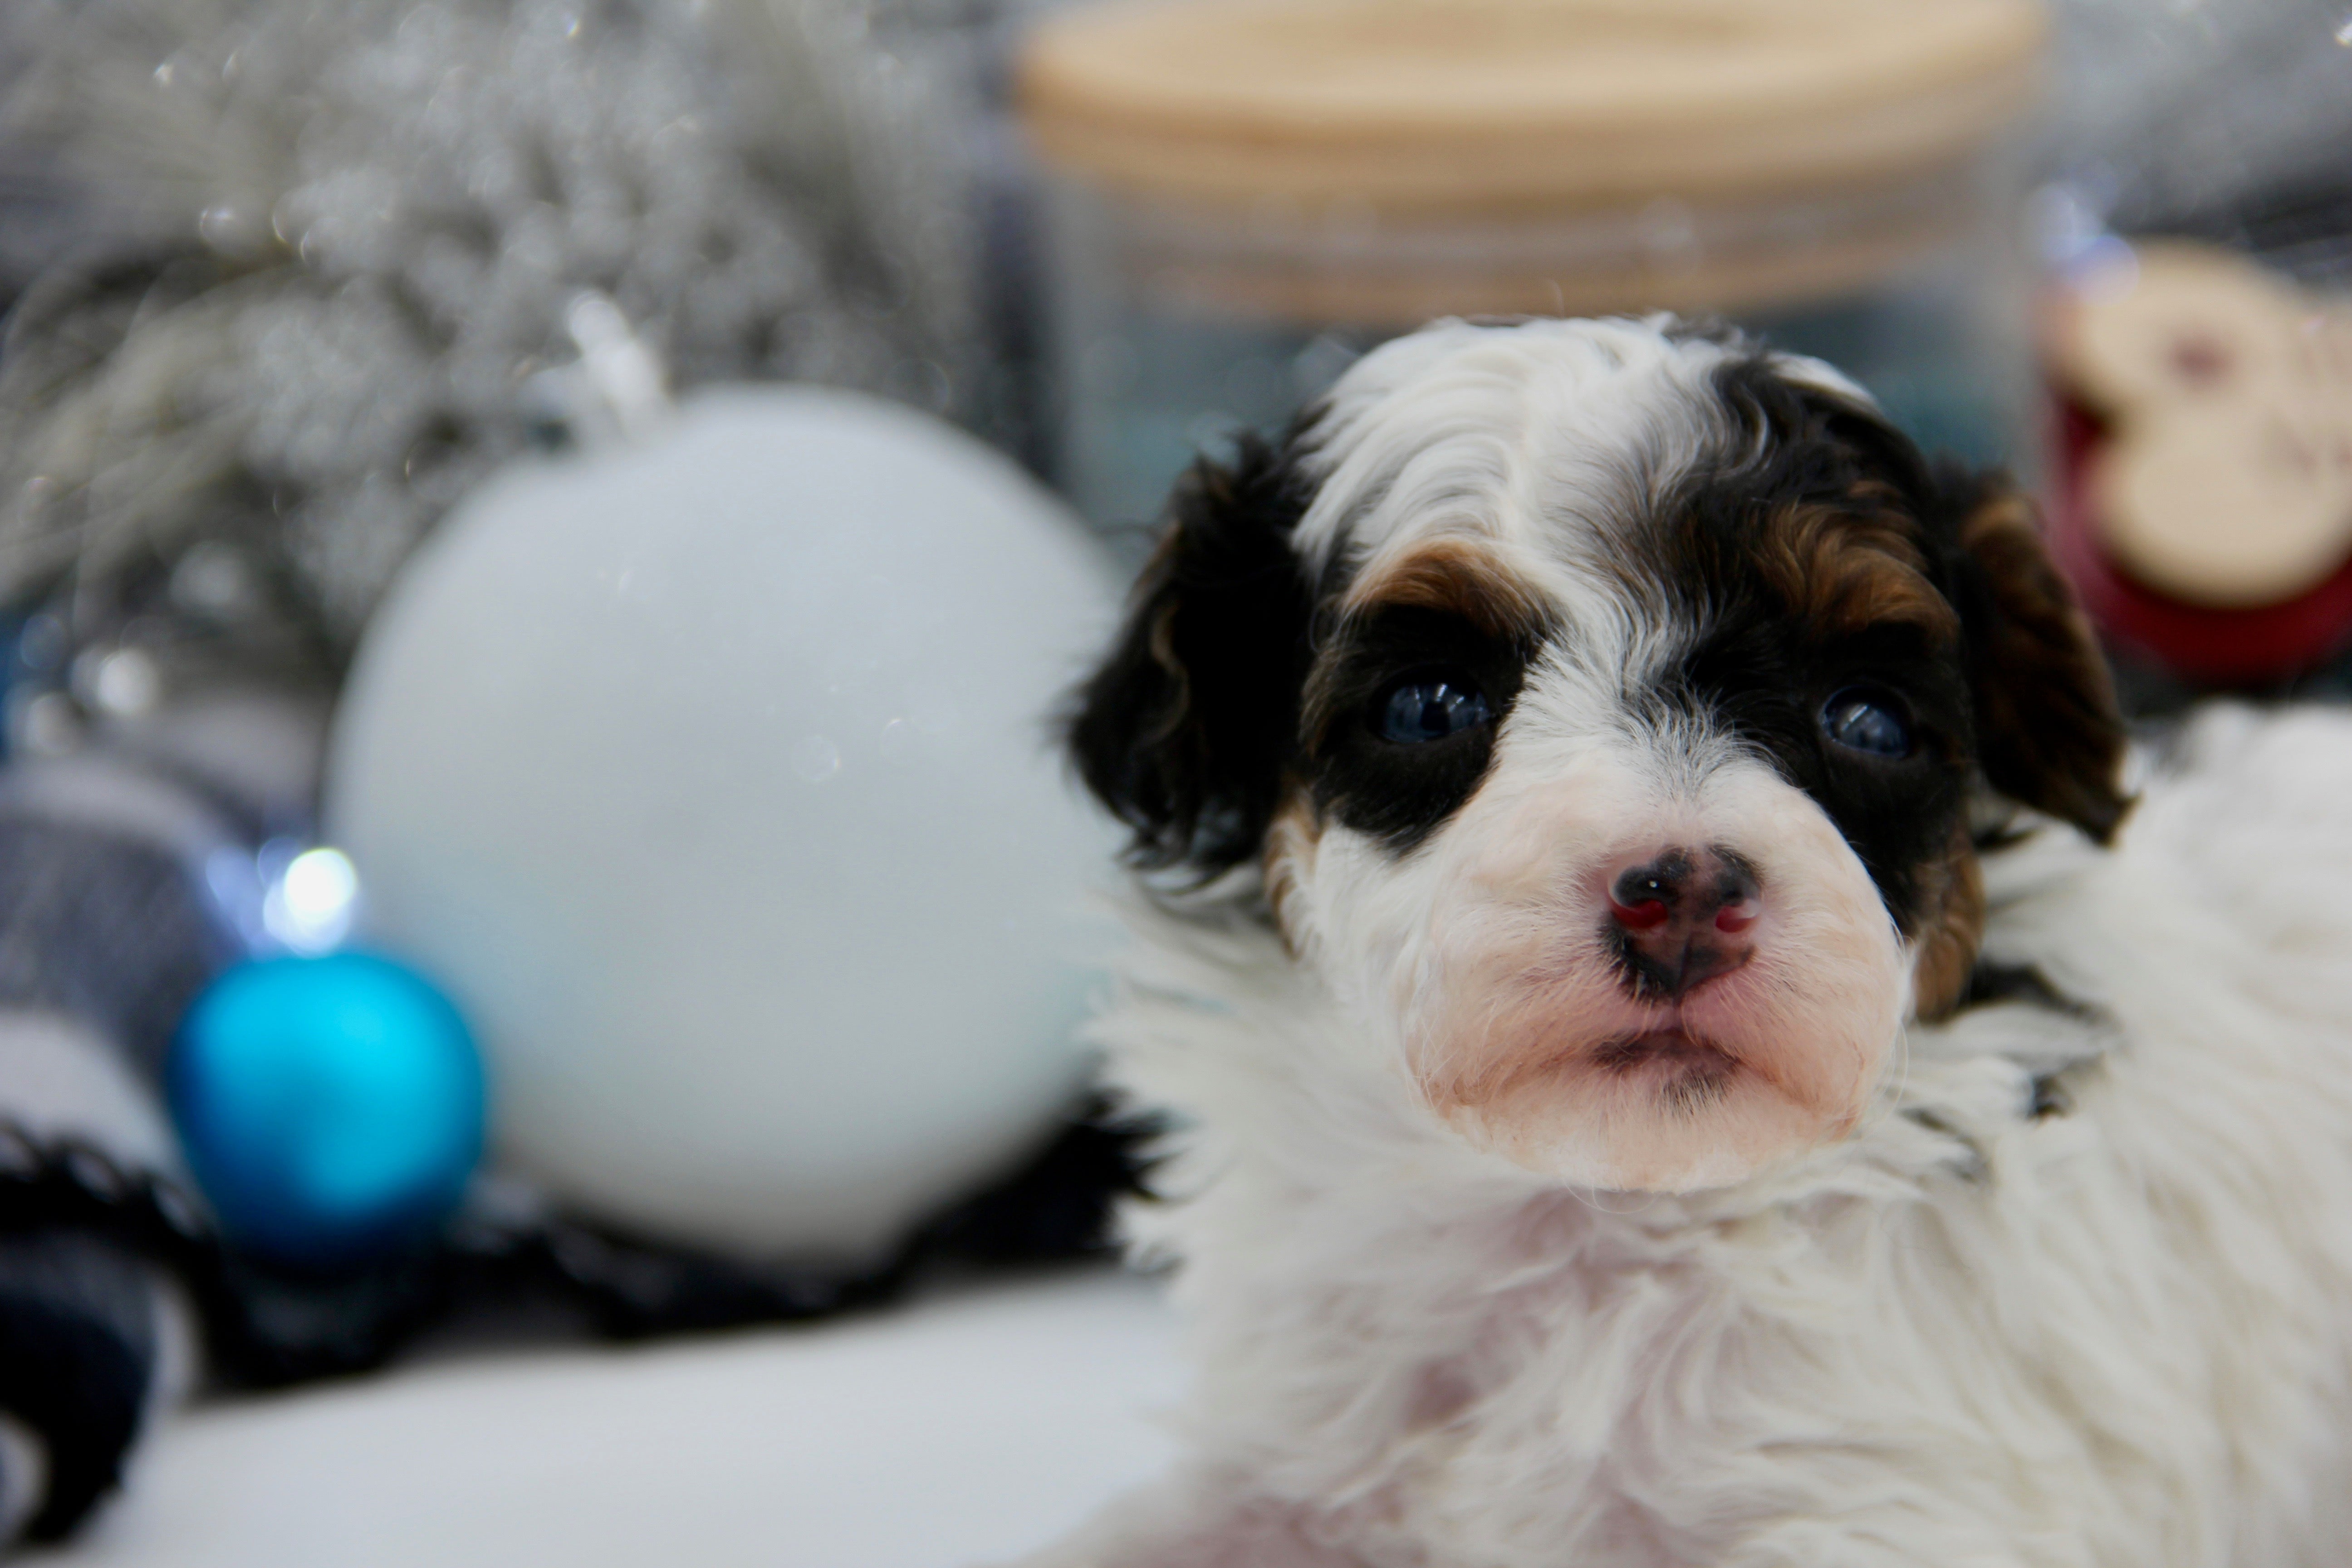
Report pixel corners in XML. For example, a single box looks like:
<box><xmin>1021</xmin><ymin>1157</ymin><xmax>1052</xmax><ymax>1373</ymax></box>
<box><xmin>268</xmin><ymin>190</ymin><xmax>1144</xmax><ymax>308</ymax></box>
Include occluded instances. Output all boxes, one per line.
<box><xmin>0</xmin><ymin>0</ymin><xmax>983</xmax><ymax>661</ymax></box>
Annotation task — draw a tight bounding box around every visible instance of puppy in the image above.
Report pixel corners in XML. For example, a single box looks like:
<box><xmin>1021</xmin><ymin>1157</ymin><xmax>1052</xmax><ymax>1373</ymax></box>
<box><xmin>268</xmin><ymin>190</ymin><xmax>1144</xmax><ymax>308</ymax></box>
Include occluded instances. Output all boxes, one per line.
<box><xmin>1026</xmin><ymin>316</ymin><xmax>2352</xmax><ymax>1568</ymax></box>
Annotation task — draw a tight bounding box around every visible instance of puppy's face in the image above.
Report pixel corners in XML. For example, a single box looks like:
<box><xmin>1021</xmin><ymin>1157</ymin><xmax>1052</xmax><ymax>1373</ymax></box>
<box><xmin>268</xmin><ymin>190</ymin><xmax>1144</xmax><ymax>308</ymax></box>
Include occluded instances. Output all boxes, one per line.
<box><xmin>1073</xmin><ymin>318</ymin><xmax>2126</xmax><ymax>1193</ymax></box>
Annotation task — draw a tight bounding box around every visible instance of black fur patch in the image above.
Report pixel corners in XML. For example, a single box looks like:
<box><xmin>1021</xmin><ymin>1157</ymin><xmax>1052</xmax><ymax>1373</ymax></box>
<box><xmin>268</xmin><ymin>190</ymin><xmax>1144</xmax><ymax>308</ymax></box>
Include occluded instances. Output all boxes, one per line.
<box><xmin>1960</xmin><ymin>960</ymin><xmax>2095</xmax><ymax>1019</ymax></box>
<box><xmin>1654</xmin><ymin>362</ymin><xmax>1976</xmax><ymax>935</ymax></box>
<box><xmin>1673</xmin><ymin>625</ymin><xmax>1972</xmax><ymax>937</ymax></box>
<box><xmin>1304</xmin><ymin>603</ymin><xmax>1538</xmax><ymax>854</ymax></box>
<box><xmin>1065</xmin><ymin>433</ymin><xmax>1316</xmax><ymax>877</ymax></box>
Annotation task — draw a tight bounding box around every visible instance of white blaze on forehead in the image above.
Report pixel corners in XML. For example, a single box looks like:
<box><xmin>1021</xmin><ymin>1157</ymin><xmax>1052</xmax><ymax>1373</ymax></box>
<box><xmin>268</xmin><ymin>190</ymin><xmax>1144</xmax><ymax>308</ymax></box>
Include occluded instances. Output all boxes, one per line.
<box><xmin>1293</xmin><ymin>316</ymin><xmax>1736</xmax><ymax>578</ymax></box>
<box><xmin>1294</xmin><ymin>317</ymin><xmax>1883</xmax><ymax>587</ymax></box>
<box><xmin>1292</xmin><ymin>317</ymin><xmax>1892</xmax><ymax>716</ymax></box>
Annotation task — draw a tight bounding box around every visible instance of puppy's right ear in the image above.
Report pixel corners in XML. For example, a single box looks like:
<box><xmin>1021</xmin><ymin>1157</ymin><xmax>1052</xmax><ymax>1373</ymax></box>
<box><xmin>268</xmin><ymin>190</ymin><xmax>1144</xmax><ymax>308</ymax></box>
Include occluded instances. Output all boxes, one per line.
<box><xmin>1931</xmin><ymin>467</ymin><xmax>2132</xmax><ymax>844</ymax></box>
<box><xmin>1067</xmin><ymin>434</ymin><xmax>1316</xmax><ymax>879</ymax></box>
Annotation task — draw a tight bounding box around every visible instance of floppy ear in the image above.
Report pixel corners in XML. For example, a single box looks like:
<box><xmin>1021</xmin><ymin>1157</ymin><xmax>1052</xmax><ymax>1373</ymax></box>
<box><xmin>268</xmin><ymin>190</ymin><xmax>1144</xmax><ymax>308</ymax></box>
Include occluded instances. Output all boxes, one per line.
<box><xmin>1932</xmin><ymin>466</ymin><xmax>2131</xmax><ymax>843</ymax></box>
<box><xmin>1066</xmin><ymin>434</ymin><xmax>1316</xmax><ymax>877</ymax></box>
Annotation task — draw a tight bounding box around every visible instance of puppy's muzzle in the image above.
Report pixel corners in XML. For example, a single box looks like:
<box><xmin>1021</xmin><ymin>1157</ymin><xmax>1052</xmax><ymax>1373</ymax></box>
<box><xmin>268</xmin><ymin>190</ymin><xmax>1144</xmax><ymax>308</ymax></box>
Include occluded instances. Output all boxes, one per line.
<box><xmin>1605</xmin><ymin>846</ymin><xmax>1760</xmax><ymax>1000</ymax></box>
<box><xmin>1405</xmin><ymin>752</ymin><xmax>1904</xmax><ymax>1191</ymax></box>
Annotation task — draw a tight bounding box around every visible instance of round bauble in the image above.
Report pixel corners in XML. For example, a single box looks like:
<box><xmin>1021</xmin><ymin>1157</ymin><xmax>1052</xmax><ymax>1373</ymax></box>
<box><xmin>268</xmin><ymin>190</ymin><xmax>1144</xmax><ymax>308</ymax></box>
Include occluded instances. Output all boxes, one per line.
<box><xmin>168</xmin><ymin>954</ymin><xmax>485</xmax><ymax>1268</ymax></box>
<box><xmin>328</xmin><ymin>388</ymin><xmax>1119</xmax><ymax>1264</ymax></box>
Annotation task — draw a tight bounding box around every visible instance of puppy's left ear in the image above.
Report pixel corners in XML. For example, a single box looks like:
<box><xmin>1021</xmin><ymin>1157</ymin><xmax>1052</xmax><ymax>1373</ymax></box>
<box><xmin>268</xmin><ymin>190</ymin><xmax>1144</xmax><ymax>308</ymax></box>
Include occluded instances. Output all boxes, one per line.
<box><xmin>1933</xmin><ymin>467</ymin><xmax>2131</xmax><ymax>843</ymax></box>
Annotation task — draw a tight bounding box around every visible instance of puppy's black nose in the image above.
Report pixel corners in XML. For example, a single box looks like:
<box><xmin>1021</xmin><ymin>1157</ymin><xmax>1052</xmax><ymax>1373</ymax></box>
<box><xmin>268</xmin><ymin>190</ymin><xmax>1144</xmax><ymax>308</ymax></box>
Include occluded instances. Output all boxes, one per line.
<box><xmin>1606</xmin><ymin>847</ymin><xmax>1760</xmax><ymax>1000</ymax></box>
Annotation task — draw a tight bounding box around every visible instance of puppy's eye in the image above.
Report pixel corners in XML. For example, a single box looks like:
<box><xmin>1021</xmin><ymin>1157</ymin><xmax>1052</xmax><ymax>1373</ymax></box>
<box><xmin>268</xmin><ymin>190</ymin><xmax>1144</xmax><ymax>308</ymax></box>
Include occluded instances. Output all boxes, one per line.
<box><xmin>1376</xmin><ymin>673</ymin><xmax>1493</xmax><ymax>744</ymax></box>
<box><xmin>1821</xmin><ymin>686</ymin><xmax>1913</xmax><ymax>759</ymax></box>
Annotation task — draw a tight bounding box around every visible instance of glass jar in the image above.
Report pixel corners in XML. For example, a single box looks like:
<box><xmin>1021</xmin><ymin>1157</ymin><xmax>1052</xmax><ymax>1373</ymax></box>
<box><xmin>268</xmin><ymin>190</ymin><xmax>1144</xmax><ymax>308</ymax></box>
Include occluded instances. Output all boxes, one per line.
<box><xmin>1019</xmin><ymin>0</ymin><xmax>2048</xmax><ymax>548</ymax></box>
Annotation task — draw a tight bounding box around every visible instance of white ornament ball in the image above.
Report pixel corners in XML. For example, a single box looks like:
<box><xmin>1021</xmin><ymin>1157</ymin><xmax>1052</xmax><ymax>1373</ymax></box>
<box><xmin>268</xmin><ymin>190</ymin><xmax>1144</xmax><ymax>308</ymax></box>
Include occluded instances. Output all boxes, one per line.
<box><xmin>328</xmin><ymin>388</ymin><xmax>1121</xmax><ymax>1263</ymax></box>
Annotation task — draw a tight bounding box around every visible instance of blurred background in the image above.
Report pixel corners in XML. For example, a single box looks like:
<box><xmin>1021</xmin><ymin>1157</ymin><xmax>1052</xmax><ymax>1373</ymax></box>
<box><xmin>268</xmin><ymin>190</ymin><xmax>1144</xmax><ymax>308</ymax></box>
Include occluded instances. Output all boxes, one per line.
<box><xmin>0</xmin><ymin>0</ymin><xmax>2343</xmax><ymax>1562</ymax></box>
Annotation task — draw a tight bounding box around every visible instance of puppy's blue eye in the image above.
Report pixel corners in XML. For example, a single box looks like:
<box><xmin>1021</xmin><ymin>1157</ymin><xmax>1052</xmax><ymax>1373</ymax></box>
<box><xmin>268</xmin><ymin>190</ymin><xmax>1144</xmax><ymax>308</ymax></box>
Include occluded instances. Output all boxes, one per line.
<box><xmin>1377</xmin><ymin>675</ymin><xmax>1493</xmax><ymax>744</ymax></box>
<box><xmin>1821</xmin><ymin>687</ymin><xmax>1913</xmax><ymax>759</ymax></box>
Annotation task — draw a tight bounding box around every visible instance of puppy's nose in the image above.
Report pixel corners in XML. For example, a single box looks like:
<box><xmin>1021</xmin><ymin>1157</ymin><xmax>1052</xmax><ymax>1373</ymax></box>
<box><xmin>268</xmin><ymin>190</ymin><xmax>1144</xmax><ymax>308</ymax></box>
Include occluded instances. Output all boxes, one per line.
<box><xmin>1606</xmin><ymin>847</ymin><xmax>1760</xmax><ymax>999</ymax></box>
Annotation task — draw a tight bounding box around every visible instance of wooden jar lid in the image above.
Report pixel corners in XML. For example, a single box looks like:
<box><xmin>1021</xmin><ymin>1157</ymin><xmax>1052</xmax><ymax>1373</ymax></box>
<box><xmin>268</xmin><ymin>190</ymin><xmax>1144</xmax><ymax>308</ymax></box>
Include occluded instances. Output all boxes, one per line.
<box><xmin>1019</xmin><ymin>0</ymin><xmax>2046</xmax><ymax>213</ymax></box>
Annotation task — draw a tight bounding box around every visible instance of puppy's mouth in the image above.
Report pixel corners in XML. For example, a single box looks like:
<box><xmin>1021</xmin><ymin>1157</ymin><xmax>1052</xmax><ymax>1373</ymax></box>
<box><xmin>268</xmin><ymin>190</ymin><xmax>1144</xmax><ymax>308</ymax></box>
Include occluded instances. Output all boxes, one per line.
<box><xmin>1591</xmin><ymin>1029</ymin><xmax>1740</xmax><ymax>1112</ymax></box>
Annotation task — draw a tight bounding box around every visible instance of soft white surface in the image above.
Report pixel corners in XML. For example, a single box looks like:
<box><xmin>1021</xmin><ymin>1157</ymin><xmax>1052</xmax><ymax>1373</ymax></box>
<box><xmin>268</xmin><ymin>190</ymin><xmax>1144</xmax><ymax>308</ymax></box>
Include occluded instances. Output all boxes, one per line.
<box><xmin>34</xmin><ymin>1266</ymin><xmax>1177</xmax><ymax>1568</ymax></box>
<box><xmin>330</xmin><ymin>387</ymin><xmax>1122</xmax><ymax>1259</ymax></box>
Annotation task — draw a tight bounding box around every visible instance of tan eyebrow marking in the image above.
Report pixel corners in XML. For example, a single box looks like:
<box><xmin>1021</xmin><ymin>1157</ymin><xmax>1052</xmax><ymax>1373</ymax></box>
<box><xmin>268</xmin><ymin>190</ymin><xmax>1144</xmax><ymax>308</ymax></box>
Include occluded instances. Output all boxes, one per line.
<box><xmin>1299</xmin><ymin>536</ymin><xmax>1548</xmax><ymax>747</ymax></box>
<box><xmin>1338</xmin><ymin>534</ymin><xmax>1549</xmax><ymax>642</ymax></box>
<box><xmin>1754</xmin><ymin>495</ymin><xmax>1960</xmax><ymax>643</ymax></box>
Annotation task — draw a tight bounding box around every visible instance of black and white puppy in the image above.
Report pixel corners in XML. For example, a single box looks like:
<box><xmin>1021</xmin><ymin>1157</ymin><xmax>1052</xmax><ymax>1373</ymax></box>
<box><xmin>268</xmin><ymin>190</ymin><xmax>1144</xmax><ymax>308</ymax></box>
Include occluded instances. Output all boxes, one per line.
<box><xmin>1024</xmin><ymin>316</ymin><xmax>2352</xmax><ymax>1568</ymax></box>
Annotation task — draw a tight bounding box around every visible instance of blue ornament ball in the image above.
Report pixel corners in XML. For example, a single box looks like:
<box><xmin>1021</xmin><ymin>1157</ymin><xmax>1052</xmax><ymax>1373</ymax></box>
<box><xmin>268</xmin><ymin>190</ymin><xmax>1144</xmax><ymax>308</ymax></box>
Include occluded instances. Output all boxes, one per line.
<box><xmin>167</xmin><ymin>953</ymin><xmax>486</xmax><ymax>1268</ymax></box>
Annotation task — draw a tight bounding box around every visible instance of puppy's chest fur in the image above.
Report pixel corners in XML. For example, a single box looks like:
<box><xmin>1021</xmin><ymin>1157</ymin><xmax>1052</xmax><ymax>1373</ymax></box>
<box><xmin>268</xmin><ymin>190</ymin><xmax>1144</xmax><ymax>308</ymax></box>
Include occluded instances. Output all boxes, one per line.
<box><xmin>1102</xmin><ymin>708</ymin><xmax>2352</xmax><ymax>1568</ymax></box>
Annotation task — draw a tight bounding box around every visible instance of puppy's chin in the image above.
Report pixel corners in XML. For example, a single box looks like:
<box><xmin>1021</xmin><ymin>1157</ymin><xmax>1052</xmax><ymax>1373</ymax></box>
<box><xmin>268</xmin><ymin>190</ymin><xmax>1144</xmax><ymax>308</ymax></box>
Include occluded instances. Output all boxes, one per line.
<box><xmin>1430</xmin><ymin>1013</ymin><xmax>1889</xmax><ymax>1193</ymax></box>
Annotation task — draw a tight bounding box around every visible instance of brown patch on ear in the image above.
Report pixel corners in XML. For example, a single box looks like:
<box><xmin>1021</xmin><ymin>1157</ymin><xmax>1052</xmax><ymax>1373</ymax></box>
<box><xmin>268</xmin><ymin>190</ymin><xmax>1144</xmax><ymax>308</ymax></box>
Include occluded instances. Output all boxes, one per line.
<box><xmin>1909</xmin><ymin>824</ymin><xmax>1985</xmax><ymax>1020</ymax></box>
<box><xmin>1951</xmin><ymin>486</ymin><xmax>2131</xmax><ymax>843</ymax></box>
<box><xmin>1260</xmin><ymin>793</ymin><xmax>1321</xmax><ymax>957</ymax></box>
<box><xmin>1340</xmin><ymin>534</ymin><xmax>1547</xmax><ymax>641</ymax></box>
<box><xmin>1754</xmin><ymin>495</ymin><xmax>1961</xmax><ymax>645</ymax></box>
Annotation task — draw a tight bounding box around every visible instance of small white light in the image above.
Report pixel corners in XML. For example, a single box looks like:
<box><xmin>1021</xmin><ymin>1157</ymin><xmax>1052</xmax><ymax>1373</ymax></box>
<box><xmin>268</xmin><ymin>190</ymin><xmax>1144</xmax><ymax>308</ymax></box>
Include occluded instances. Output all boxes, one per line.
<box><xmin>90</xmin><ymin>649</ymin><xmax>163</xmax><ymax>716</ymax></box>
<box><xmin>283</xmin><ymin>848</ymin><xmax>359</xmax><ymax>921</ymax></box>
<box><xmin>264</xmin><ymin>847</ymin><xmax>361</xmax><ymax>954</ymax></box>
